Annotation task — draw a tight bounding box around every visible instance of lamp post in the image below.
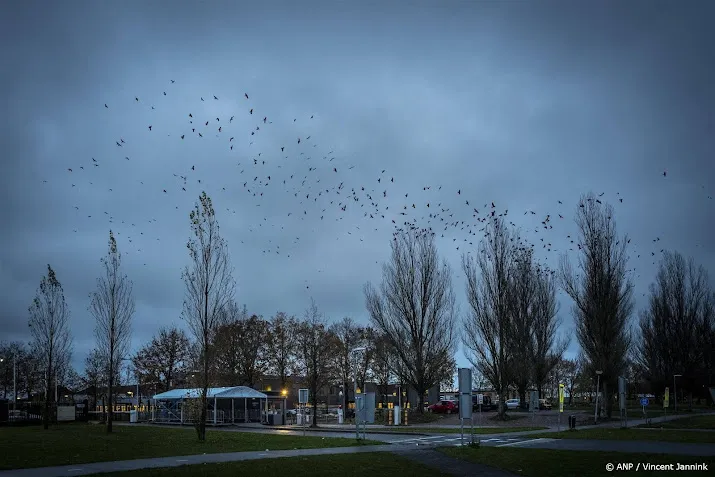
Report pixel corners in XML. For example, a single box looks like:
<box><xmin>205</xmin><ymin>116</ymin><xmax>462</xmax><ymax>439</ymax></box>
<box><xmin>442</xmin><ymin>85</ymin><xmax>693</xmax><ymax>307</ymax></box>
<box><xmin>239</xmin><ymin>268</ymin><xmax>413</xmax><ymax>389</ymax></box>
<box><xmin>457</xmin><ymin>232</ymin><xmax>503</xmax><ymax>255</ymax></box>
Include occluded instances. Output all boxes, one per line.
<box><xmin>350</xmin><ymin>346</ymin><xmax>366</xmax><ymax>440</ymax></box>
<box><xmin>673</xmin><ymin>374</ymin><xmax>682</xmax><ymax>412</ymax></box>
<box><xmin>594</xmin><ymin>370</ymin><xmax>603</xmax><ymax>425</ymax></box>
<box><xmin>0</xmin><ymin>353</ymin><xmax>16</xmax><ymax>417</ymax></box>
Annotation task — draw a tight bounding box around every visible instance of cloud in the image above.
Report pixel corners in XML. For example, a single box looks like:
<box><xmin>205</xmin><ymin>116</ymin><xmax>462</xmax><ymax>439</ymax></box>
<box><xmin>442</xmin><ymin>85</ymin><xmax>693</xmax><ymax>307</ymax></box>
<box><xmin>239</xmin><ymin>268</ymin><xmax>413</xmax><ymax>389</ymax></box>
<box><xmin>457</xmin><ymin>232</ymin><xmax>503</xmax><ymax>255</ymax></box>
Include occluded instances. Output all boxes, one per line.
<box><xmin>1</xmin><ymin>0</ymin><xmax>713</xmax><ymax>374</ymax></box>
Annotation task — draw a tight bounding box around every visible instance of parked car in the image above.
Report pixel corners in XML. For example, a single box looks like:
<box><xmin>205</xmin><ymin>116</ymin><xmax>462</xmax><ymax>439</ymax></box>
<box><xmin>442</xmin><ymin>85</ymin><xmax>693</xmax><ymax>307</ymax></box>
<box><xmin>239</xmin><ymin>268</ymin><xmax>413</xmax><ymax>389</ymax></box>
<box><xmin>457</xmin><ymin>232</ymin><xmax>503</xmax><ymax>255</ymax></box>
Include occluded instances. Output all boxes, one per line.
<box><xmin>428</xmin><ymin>400</ymin><xmax>459</xmax><ymax>414</ymax></box>
<box><xmin>505</xmin><ymin>399</ymin><xmax>520</xmax><ymax>410</ymax></box>
<box><xmin>539</xmin><ymin>399</ymin><xmax>552</xmax><ymax>410</ymax></box>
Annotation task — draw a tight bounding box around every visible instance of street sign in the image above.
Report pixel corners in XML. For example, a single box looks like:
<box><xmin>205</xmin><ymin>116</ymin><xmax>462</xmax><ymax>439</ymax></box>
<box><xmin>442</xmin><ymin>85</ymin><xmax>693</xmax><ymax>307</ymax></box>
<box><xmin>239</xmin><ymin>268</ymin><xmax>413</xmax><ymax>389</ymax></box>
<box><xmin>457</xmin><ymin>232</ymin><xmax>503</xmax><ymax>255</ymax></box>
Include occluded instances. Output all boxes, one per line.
<box><xmin>299</xmin><ymin>388</ymin><xmax>309</xmax><ymax>404</ymax></box>
<box><xmin>640</xmin><ymin>397</ymin><xmax>649</xmax><ymax>406</ymax></box>
<box><xmin>458</xmin><ymin>368</ymin><xmax>472</xmax><ymax>419</ymax></box>
<box><xmin>558</xmin><ymin>383</ymin><xmax>565</xmax><ymax>413</ymax></box>
<box><xmin>664</xmin><ymin>387</ymin><xmax>669</xmax><ymax>408</ymax></box>
<box><xmin>529</xmin><ymin>390</ymin><xmax>539</xmax><ymax>412</ymax></box>
<box><xmin>477</xmin><ymin>394</ymin><xmax>484</xmax><ymax>405</ymax></box>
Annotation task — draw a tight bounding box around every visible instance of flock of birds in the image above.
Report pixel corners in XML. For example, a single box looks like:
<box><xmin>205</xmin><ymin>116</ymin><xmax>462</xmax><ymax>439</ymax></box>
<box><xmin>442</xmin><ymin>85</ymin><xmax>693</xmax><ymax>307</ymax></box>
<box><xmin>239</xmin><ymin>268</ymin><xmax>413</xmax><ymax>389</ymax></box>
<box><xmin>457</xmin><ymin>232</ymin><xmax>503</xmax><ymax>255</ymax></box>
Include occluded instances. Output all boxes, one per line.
<box><xmin>46</xmin><ymin>79</ymin><xmax>713</xmax><ymax>296</ymax></box>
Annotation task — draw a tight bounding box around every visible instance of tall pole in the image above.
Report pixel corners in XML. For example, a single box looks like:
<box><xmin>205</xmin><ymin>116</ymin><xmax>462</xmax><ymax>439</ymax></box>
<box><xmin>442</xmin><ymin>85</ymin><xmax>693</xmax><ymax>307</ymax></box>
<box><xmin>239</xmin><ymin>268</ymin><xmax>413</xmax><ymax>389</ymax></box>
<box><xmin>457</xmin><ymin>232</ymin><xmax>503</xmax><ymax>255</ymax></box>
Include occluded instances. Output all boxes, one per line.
<box><xmin>674</xmin><ymin>375</ymin><xmax>677</xmax><ymax>413</ymax></box>
<box><xmin>12</xmin><ymin>351</ymin><xmax>17</xmax><ymax>416</ymax></box>
<box><xmin>594</xmin><ymin>372</ymin><xmax>602</xmax><ymax>425</ymax></box>
<box><xmin>353</xmin><ymin>356</ymin><xmax>359</xmax><ymax>440</ymax></box>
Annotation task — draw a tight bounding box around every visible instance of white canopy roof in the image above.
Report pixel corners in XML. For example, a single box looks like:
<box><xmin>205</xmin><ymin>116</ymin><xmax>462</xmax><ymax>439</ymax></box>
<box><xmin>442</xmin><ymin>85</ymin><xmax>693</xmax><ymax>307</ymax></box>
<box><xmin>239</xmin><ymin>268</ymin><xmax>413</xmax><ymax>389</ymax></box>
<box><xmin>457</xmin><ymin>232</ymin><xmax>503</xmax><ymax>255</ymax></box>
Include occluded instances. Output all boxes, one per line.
<box><xmin>153</xmin><ymin>386</ymin><xmax>268</xmax><ymax>400</ymax></box>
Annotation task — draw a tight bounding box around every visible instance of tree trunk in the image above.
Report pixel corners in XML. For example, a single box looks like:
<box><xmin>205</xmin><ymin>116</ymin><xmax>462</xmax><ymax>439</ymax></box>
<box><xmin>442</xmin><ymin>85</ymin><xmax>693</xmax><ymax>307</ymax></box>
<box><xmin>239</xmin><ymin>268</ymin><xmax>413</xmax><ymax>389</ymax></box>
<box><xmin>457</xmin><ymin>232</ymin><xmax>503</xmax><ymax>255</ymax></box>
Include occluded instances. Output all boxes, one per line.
<box><xmin>603</xmin><ymin>381</ymin><xmax>612</xmax><ymax>419</ymax></box>
<box><xmin>518</xmin><ymin>387</ymin><xmax>527</xmax><ymax>410</ymax></box>
<box><xmin>43</xmin><ymin>358</ymin><xmax>52</xmax><ymax>430</ymax></box>
<box><xmin>197</xmin><ymin>285</ymin><xmax>210</xmax><ymax>442</ymax></box>
<box><xmin>311</xmin><ymin>386</ymin><xmax>318</xmax><ymax>428</ymax></box>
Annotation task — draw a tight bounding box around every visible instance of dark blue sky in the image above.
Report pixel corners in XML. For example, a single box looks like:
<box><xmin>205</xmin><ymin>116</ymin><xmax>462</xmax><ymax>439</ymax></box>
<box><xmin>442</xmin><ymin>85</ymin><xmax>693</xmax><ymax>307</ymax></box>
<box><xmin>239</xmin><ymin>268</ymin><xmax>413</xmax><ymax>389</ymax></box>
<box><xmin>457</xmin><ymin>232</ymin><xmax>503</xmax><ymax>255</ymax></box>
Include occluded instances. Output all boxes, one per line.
<box><xmin>1</xmin><ymin>0</ymin><xmax>713</xmax><ymax>375</ymax></box>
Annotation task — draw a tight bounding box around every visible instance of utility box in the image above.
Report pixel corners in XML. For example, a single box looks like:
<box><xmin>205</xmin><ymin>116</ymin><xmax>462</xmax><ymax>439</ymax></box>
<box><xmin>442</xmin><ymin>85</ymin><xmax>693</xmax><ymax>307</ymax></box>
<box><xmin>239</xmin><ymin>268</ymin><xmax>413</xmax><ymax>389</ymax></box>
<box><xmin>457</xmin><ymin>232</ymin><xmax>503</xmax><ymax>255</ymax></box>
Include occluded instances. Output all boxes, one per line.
<box><xmin>356</xmin><ymin>392</ymin><xmax>376</xmax><ymax>424</ymax></box>
<box><xmin>129</xmin><ymin>410</ymin><xmax>138</xmax><ymax>423</ymax></box>
<box><xmin>394</xmin><ymin>405</ymin><xmax>401</xmax><ymax>425</ymax></box>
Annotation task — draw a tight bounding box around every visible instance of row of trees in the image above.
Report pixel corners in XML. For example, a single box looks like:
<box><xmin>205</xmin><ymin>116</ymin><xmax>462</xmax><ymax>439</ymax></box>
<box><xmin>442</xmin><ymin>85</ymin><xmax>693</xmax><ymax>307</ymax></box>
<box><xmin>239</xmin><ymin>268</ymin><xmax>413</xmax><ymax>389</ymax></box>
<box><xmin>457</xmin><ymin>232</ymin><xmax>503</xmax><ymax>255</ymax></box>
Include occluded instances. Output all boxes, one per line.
<box><xmin>11</xmin><ymin>189</ymin><xmax>713</xmax><ymax>439</ymax></box>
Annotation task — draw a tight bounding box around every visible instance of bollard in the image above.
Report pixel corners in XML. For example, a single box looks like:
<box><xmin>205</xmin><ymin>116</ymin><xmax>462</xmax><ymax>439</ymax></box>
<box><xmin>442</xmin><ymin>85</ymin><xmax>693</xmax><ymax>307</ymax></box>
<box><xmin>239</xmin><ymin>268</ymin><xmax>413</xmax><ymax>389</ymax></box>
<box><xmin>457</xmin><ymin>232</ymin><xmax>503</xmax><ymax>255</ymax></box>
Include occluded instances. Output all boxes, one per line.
<box><xmin>388</xmin><ymin>409</ymin><xmax>393</xmax><ymax>425</ymax></box>
<box><xmin>404</xmin><ymin>409</ymin><xmax>408</xmax><ymax>426</ymax></box>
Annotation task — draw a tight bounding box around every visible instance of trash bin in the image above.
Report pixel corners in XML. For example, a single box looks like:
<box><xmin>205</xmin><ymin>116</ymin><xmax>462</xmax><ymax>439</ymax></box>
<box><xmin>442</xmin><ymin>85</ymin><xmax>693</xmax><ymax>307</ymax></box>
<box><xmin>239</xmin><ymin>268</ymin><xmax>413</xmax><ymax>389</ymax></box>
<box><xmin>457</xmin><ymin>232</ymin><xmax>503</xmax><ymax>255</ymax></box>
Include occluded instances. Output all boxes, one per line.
<box><xmin>568</xmin><ymin>415</ymin><xmax>576</xmax><ymax>429</ymax></box>
<box><xmin>129</xmin><ymin>410</ymin><xmax>137</xmax><ymax>423</ymax></box>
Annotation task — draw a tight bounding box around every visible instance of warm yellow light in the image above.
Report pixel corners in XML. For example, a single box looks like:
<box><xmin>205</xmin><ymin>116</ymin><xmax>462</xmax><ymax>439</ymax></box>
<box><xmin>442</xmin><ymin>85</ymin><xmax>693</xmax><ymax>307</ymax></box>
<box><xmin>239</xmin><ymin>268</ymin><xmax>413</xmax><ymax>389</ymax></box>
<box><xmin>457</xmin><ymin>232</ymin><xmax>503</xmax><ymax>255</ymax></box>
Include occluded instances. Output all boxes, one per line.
<box><xmin>265</xmin><ymin>386</ymin><xmax>272</xmax><ymax>392</ymax></box>
<box><xmin>281</xmin><ymin>389</ymin><xmax>287</xmax><ymax>396</ymax></box>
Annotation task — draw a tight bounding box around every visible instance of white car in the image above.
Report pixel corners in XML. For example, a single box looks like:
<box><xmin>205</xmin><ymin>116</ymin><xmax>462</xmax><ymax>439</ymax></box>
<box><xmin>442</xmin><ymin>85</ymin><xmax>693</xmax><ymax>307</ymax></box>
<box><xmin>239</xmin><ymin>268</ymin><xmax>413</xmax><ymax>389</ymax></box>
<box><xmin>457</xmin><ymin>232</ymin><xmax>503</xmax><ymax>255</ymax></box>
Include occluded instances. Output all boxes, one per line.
<box><xmin>505</xmin><ymin>399</ymin><xmax>520</xmax><ymax>410</ymax></box>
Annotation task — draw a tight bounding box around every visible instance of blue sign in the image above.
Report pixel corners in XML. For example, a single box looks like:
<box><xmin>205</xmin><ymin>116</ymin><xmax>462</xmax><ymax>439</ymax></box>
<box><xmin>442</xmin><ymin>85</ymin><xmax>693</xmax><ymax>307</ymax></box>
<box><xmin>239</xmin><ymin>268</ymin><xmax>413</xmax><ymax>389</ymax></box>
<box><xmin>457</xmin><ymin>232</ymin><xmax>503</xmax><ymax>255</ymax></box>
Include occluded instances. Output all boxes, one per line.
<box><xmin>640</xmin><ymin>398</ymin><xmax>649</xmax><ymax>406</ymax></box>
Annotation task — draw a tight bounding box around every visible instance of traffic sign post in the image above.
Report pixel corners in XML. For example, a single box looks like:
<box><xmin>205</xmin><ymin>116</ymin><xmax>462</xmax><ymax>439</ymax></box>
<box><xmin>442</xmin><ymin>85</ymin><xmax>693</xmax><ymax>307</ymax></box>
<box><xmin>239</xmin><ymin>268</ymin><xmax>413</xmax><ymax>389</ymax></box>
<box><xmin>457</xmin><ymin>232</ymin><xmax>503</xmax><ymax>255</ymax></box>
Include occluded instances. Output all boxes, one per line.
<box><xmin>640</xmin><ymin>397</ymin><xmax>649</xmax><ymax>423</ymax></box>
<box><xmin>558</xmin><ymin>384</ymin><xmax>564</xmax><ymax>431</ymax></box>
<box><xmin>458</xmin><ymin>368</ymin><xmax>472</xmax><ymax>446</ymax></box>
<box><xmin>299</xmin><ymin>388</ymin><xmax>309</xmax><ymax>436</ymax></box>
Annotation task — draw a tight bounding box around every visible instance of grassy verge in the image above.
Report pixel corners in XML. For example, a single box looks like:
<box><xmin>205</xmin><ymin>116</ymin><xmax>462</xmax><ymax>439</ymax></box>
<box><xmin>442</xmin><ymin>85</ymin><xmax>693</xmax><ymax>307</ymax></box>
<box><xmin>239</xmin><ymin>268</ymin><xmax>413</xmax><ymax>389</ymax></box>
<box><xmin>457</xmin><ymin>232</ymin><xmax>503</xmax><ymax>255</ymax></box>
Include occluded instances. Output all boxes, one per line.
<box><xmin>95</xmin><ymin>453</ymin><xmax>450</xmax><ymax>477</ymax></box>
<box><xmin>379</xmin><ymin>426</ymin><xmax>547</xmax><ymax>434</ymax></box>
<box><xmin>528</xmin><ymin>427</ymin><xmax>715</xmax><ymax>444</ymax></box>
<box><xmin>0</xmin><ymin>423</ymin><xmax>385</xmax><ymax>470</ymax></box>
<box><xmin>438</xmin><ymin>446</ymin><xmax>714</xmax><ymax>477</ymax></box>
<box><xmin>636</xmin><ymin>414</ymin><xmax>715</xmax><ymax>429</ymax></box>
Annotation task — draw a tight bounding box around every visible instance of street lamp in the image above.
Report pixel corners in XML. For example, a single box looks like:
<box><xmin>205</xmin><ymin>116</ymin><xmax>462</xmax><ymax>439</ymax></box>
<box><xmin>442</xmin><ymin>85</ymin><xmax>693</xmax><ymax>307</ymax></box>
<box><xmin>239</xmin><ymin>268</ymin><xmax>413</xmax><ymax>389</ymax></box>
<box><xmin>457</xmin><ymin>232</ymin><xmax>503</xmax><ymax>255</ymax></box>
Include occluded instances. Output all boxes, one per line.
<box><xmin>673</xmin><ymin>374</ymin><xmax>682</xmax><ymax>412</ymax></box>
<box><xmin>0</xmin><ymin>352</ymin><xmax>16</xmax><ymax>418</ymax></box>
<box><xmin>350</xmin><ymin>346</ymin><xmax>366</xmax><ymax>440</ymax></box>
<box><xmin>594</xmin><ymin>370</ymin><xmax>603</xmax><ymax>425</ymax></box>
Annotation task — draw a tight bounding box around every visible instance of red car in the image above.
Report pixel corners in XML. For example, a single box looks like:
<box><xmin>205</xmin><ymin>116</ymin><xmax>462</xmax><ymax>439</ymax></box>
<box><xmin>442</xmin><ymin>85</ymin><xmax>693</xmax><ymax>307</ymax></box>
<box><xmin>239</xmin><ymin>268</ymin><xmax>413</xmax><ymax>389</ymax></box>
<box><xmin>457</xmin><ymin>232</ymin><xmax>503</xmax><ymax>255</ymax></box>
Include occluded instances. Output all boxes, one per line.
<box><xmin>428</xmin><ymin>400</ymin><xmax>459</xmax><ymax>414</ymax></box>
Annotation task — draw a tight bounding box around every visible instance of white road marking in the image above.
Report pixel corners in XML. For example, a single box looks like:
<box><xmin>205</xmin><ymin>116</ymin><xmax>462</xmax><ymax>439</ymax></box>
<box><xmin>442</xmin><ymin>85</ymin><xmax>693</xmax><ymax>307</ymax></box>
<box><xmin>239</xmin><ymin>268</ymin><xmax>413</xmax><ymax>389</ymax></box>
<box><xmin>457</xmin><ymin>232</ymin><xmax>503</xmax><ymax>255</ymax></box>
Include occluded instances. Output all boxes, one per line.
<box><xmin>497</xmin><ymin>438</ymin><xmax>556</xmax><ymax>447</ymax></box>
<box><xmin>176</xmin><ymin>459</ymin><xmax>189</xmax><ymax>462</ymax></box>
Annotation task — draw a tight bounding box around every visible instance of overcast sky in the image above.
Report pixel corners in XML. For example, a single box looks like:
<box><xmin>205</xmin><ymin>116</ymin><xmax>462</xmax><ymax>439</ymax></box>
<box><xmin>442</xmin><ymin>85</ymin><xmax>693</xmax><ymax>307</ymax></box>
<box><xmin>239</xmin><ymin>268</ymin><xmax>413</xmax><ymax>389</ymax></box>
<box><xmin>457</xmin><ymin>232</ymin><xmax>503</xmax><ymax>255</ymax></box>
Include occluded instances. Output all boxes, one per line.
<box><xmin>1</xmin><ymin>0</ymin><xmax>713</xmax><ymax>379</ymax></box>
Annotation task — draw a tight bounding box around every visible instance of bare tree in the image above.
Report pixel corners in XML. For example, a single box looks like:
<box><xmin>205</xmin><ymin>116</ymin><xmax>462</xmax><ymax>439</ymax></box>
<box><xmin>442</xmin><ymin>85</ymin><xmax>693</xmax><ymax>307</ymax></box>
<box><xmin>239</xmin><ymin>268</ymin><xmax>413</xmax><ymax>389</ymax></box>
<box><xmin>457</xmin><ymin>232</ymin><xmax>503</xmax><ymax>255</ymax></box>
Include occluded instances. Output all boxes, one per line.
<box><xmin>370</xmin><ymin>332</ymin><xmax>394</xmax><ymax>408</ymax></box>
<box><xmin>364</xmin><ymin>229</ymin><xmax>457</xmax><ymax>413</ymax></box>
<box><xmin>133</xmin><ymin>326</ymin><xmax>191</xmax><ymax>392</ymax></box>
<box><xmin>638</xmin><ymin>251</ymin><xmax>714</xmax><ymax>406</ymax></box>
<box><xmin>181</xmin><ymin>192</ymin><xmax>235</xmax><ymax>441</ymax></box>
<box><xmin>561</xmin><ymin>358</ymin><xmax>580</xmax><ymax>406</ymax></box>
<box><xmin>462</xmin><ymin>218</ymin><xmax>515</xmax><ymax>418</ymax></box>
<box><xmin>266</xmin><ymin>312</ymin><xmax>298</xmax><ymax>390</ymax></box>
<box><xmin>89</xmin><ymin>231</ymin><xmax>134</xmax><ymax>433</ymax></box>
<box><xmin>531</xmin><ymin>265</ymin><xmax>568</xmax><ymax>397</ymax></box>
<box><xmin>560</xmin><ymin>193</ymin><xmax>634</xmax><ymax>419</ymax></box>
<box><xmin>28</xmin><ymin>264</ymin><xmax>73</xmax><ymax>429</ymax></box>
<box><xmin>295</xmin><ymin>299</ymin><xmax>337</xmax><ymax>427</ymax></box>
<box><xmin>508</xmin><ymin>247</ymin><xmax>538</xmax><ymax>408</ymax></box>
<box><xmin>331</xmin><ymin>316</ymin><xmax>363</xmax><ymax>413</ymax></box>
<box><xmin>236</xmin><ymin>314</ymin><xmax>269</xmax><ymax>387</ymax></box>
<box><xmin>83</xmin><ymin>348</ymin><xmax>106</xmax><ymax>411</ymax></box>
<box><xmin>211</xmin><ymin>302</ymin><xmax>245</xmax><ymax>386</ymax></box>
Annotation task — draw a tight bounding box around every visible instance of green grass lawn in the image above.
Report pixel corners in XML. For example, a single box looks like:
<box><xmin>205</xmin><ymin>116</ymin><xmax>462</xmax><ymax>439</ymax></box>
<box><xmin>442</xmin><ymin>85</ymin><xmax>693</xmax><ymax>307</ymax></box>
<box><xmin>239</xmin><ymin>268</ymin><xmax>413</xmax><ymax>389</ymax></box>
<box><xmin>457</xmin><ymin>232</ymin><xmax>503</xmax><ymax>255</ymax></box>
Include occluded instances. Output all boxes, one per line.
<box><xmin>380</xmin><ymin>426</ymin><xmax>547</xmax><ymax>434</ymax></box>
<box><xmin>438</xmin><ymin>446</ymin><xmax>714</xmax><ymax>477</ymax></box>
<box><xmin>95</xmin><ymin>453</ymin><xmax>450</xmax><ymax>477</ymax></box>
<box><xmin>0</xmin><ymin>423</ymin><xmax>385</xmax><ymax>470</ymax></box>
<box><xmin>636</xmin><ymin>414</ymin><xmax>715</xmax><ymax>430</ymax></box>
<box><xmin>528</xmin><ymin>427</ymin><xmax>715</xmax><ymax>444</ymax></box>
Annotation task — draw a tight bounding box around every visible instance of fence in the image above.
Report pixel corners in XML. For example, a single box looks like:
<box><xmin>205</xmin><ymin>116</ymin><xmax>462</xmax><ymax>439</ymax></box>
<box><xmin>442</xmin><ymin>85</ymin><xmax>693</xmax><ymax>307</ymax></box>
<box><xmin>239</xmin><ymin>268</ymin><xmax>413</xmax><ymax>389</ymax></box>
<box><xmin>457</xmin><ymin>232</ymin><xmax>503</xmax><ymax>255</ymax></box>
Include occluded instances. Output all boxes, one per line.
<box><xmin>1</xmin><ymin>401</ymin><xmax>53</xmax><ymax>425</ymax></box>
